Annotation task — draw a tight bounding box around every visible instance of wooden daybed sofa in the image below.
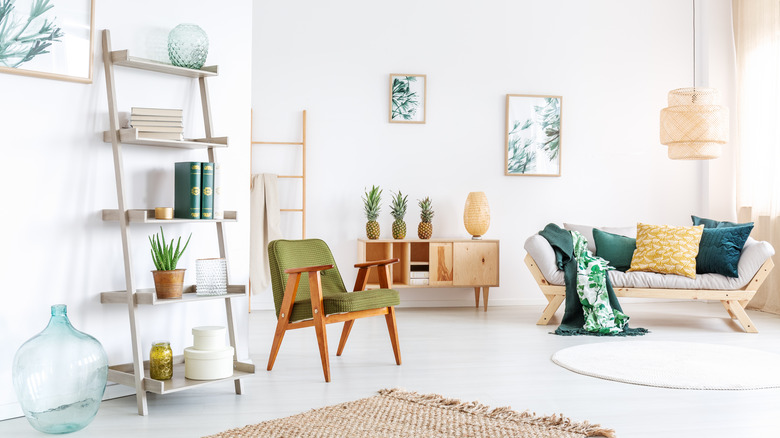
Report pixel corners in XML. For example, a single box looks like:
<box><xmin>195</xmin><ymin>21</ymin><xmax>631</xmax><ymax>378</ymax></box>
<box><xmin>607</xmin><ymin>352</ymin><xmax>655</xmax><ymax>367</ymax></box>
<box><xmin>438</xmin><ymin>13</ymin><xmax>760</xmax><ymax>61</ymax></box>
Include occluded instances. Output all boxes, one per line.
<box><xmin>524</xmin><ymin>225</ymin><xmax>775</xmax><ymax>333</ymax></box>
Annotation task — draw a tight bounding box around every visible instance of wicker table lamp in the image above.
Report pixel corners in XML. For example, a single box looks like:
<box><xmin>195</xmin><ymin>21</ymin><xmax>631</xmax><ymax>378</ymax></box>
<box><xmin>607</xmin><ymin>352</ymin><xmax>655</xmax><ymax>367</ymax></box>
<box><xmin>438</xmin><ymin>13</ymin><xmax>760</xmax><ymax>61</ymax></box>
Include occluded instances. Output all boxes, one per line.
<box><xmin>463</xmin><ymin>192</ymin><xmax>490</xmax><ymax>240</ymax></box>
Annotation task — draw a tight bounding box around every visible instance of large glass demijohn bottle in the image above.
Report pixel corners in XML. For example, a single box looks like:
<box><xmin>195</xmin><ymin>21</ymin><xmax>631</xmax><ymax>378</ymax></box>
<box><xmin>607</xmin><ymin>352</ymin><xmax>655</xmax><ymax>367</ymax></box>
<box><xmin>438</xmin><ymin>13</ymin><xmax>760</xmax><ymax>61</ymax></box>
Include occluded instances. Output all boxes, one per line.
<box><xmin>12</xmin><ymin>304</ymin><xmax>108</xmax><ymax>434</ymax></box>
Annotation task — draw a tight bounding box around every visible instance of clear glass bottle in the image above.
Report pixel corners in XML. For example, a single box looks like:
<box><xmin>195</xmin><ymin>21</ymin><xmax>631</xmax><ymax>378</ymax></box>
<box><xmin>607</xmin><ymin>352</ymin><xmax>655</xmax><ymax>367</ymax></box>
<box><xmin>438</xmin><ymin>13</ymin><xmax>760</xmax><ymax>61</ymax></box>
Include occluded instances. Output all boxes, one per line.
<box><xmin>150</xmin><ymin>341</ymin><xmax>173</xmax><ymax>380</ymax></box>
<box><xmin>12</xmin><ymin>304</ymin><xmax>108</xmax><ymax>434</ymax></box>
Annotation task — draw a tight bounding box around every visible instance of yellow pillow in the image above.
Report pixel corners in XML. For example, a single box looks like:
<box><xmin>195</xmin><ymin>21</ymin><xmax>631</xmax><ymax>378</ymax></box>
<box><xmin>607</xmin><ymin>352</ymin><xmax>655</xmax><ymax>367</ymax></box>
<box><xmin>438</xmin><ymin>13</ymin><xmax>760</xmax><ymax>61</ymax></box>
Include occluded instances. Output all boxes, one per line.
<box><xmin>628</xmin><ymin>223</ymin><xmax>704</xmax><ymax>279</ymax></box>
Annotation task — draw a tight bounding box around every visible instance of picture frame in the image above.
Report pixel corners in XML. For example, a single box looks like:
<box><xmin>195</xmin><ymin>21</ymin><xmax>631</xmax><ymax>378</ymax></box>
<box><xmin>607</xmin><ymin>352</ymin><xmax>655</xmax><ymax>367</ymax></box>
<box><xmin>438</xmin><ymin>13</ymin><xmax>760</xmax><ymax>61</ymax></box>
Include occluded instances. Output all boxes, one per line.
<box><xmin>505</xmin><ymin>94</ymin><xmax>562</xmax><ymax>177</ymax></box>
<box><xmin>389</xmin><ymin>74</ymin><xmax>426</xmax><ymax>124</ymax></box>
<box><xmin>0</xmin><ymin>0</ymin><xmax>95</xmax><ymax>84</ymax></box>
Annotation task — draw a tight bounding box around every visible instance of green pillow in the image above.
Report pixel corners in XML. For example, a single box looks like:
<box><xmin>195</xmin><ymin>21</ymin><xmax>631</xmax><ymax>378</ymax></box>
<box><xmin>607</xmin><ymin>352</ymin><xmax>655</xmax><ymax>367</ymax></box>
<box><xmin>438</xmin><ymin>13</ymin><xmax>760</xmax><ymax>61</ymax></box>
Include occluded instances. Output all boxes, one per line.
<box><xmin>691</xmin><ymin>215</ymin><xmax>753</xmax><ymax>229</ymax></box>
<box><xmin>593</xmin><ymin>228</ymin><xmax>636</xmax><ymax>272</ymax></box>
<box><xmin>695</xmin><ymin>224</ymin><xmax>753</xmax><ymax>277</ymax></box>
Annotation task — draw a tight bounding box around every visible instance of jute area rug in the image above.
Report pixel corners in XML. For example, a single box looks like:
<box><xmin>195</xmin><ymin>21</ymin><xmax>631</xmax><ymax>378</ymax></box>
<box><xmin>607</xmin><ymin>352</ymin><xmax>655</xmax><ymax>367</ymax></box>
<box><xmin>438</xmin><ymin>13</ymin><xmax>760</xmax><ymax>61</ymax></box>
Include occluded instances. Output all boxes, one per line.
<box><xmin>204</xmin><ymin>388</ymin><xmax>614</xmax><ymax>438</ymax></box>
<box><xmin>552</xmin><ymin>341</ymin><xmax>780</xmax><ymax>390</ymax></box>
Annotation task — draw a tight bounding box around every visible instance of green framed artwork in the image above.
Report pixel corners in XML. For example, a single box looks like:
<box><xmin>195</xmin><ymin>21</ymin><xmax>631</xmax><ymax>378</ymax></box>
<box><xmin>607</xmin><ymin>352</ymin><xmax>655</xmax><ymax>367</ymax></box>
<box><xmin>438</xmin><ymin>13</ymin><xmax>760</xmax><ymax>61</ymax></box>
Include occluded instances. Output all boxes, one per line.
<box><xmin>0</xmin><ymin>0</ymin><xmax>95</xmax><ymax>83</ymax></box>
<box><xmin>389</xmin><ymin>74</ymin><xmax>426</xmax><ymax>124</ymax></box>
<box><xmin>505</xmin><ymin>94</ymin><xmax>562</xmax><ymax>176</ymax></box>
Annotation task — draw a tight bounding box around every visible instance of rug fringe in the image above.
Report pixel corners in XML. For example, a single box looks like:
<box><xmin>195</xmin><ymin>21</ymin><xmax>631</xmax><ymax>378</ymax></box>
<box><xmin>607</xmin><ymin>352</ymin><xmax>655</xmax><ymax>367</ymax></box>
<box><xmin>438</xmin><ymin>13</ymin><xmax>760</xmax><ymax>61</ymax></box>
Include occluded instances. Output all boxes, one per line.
<box><xmin>378</xmin><ymin>388</ymin><xmax>616</xmax><ymax>438</ymax></box>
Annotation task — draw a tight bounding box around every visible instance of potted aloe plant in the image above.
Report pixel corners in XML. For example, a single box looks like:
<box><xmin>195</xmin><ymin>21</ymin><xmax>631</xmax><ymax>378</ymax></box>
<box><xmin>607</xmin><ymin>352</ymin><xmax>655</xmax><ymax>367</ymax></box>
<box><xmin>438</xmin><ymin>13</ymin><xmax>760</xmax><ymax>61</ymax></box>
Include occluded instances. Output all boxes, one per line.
<box><xmin>149</xmin><ymin>227</ymin><xmax>192</xmax><ymax>299</ymax></box>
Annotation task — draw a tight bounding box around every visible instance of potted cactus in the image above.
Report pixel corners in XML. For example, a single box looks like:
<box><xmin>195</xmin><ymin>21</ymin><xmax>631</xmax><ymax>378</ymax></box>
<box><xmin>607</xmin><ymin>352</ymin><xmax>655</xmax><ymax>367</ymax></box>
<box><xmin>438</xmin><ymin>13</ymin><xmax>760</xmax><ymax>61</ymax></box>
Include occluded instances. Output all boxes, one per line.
<box><xmin>149</xmin><ymin>227</ymin><xmax>192</xmax><ymax>299</ymax></box>
<box><xmin>390</xmin><ymin>191</ymin><xmax>408</xmax><ymax>239</ymax></box>
<box><xmin>363</xmin><ymin>186</ymin><xmax>382</xmax><ymax>239</ymax></box>
<box><xmin>418</xmin><ymin>197</ymin><xmax>434</xmax><ymax>239</ymax></box>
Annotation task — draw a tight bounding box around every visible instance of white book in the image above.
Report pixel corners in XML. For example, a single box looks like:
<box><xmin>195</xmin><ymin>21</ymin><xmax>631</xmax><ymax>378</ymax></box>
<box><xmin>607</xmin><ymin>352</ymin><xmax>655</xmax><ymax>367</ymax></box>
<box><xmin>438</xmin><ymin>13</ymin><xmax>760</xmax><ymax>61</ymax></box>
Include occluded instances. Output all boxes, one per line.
<box><xmin>129</xmin><ymin>120</ymin><xmax>184</xmax><ymax>127</ymax></box>
<box><xmin>410</xmin><ymin>271</ymin><xmax>429</xmax><ymax>279</ymax></box>
<box><xmin>130</xmin><ymin>114</ymin><xmax>184</xmax><ymax>122</ymax></box>
<box><xmin>213</xmin><ymin>162</ymin><xmax>223</xmax><ymax>219</ymax></box>
<box><xmin>131</xmin><ymin>107</ymin><xmax>183</xmax><ymax>117</ymax></box>
<box><xmin>137</xmin><ymin>132</ymin><xmax>183</xmax><ymax>141</ymax></box>
<box><xmin>132</xmin><ymin>125</ymin><xmax>185</xmax><ymax>133</ymax></box>
<box><xmin>409</xmin><ymin>278</ymin><xmax>429</xmax><ymax>286</ymax></box>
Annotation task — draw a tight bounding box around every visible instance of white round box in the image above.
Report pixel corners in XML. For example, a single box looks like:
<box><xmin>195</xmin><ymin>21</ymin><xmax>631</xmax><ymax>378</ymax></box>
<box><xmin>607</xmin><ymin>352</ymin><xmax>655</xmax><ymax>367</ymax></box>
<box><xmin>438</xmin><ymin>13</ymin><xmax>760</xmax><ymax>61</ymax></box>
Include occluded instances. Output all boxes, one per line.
<box><xmin>192</xmin><ymin>326</ymin><xmax>226</xmax><ymax>351</ymax></box>
<box><xmin>183</xmin><ymin>346</ymin><xmax>234</xmax><ymax>380</ymax></box>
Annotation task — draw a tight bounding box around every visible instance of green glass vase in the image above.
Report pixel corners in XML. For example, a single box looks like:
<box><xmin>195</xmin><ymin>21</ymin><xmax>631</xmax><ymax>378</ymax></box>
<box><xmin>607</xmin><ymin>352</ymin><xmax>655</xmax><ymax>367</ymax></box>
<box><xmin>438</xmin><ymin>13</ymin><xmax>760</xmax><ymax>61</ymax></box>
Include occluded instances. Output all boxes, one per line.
<box><xmin>168</xmin><ymin>24</ymin><xmax>209</xmax><ymax>69</ymax></box>
<box><xmin>12</xmin><ymin>305</ymin><xmax>108</xmax><ymax>434</ymax></box>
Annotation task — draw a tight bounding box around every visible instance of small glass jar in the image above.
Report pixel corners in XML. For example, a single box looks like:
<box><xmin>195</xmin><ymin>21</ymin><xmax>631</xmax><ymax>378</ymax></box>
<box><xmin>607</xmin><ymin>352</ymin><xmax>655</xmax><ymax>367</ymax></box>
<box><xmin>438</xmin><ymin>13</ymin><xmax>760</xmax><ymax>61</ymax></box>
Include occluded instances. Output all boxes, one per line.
<box><xmin>150</xmin><ymin>341</ymin><xmax>173</xmax><ymax>380</ymax></box>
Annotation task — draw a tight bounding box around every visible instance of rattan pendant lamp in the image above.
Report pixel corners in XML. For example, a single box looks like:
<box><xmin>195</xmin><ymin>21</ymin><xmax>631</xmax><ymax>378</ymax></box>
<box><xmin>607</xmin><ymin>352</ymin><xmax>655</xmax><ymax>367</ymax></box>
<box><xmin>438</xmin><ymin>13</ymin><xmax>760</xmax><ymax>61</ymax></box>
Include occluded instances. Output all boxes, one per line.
<box><xmin>660</xmin><ymin>0</ymin><xmax>728</xmax><ymax>160</ymax></box>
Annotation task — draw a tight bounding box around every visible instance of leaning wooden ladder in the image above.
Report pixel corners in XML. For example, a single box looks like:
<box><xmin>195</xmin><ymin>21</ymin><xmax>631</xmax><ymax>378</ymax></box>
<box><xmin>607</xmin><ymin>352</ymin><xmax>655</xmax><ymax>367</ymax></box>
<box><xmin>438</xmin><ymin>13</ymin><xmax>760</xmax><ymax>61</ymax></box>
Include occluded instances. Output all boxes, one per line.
<box><xmin>248</xmin><ymin>110</ymin><xmax>307</xmax><ymax>305</ymax></box>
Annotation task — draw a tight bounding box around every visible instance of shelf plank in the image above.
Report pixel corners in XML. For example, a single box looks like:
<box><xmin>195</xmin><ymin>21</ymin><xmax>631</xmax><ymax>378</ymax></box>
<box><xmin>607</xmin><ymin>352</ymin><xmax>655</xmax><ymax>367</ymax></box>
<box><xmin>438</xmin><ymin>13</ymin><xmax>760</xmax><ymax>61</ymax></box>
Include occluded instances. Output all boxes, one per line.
<box><xmin>410</xmin><ymin>261</ymin><xmax>430</xmax><ymax>266</ymax></box>
<box><xmin>108</xmin><ymin>360</ymin><xmax>255</xmax><ymax>395</ymax></box>
<box><xmin>103</xmin><ymin>129</ymin><xmax>228</xmax><ymax>149</ymax></box>
<box><xmin>102</xmin><ymin>209</ymin><xmax>237</xmax><ymax>223</ymax></box>
<box><xmin>111</xmin><ymin>50</ymin><xmax>218</xmax><ymax>78</ymax></box>
<box><xmin>101</xmin><ymin>285</ymin><xmax>246</xmax><ymax>305</ymax></box>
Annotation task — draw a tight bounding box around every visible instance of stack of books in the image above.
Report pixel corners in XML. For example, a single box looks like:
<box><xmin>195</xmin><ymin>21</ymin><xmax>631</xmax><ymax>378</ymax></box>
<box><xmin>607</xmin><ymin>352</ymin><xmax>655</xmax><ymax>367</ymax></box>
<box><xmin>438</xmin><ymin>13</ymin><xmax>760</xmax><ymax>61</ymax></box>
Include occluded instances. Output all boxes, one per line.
<box><xmin>409</xmin><ymin>270</ymin><xmax>429</xmax><ymax>286</ymax></box>
<box><xmin>131</xmin><ymin>107</ymin><xmax>183</xmax><ymax>141</ymax></box>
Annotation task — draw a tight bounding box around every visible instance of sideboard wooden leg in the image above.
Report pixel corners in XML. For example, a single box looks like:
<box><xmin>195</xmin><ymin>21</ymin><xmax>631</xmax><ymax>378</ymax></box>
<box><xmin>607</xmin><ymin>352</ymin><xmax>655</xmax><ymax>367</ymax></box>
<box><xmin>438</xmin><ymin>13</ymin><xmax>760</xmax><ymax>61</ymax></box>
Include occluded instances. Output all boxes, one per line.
<box><xmin>474</xmin><ymin>288</ymin><xmax>480</xmax><ymax>308</ymax></box>
<box><xmin>483</xmin><ymin>287</ymin><xmax>489</xmax><ymax>311</ymax></box>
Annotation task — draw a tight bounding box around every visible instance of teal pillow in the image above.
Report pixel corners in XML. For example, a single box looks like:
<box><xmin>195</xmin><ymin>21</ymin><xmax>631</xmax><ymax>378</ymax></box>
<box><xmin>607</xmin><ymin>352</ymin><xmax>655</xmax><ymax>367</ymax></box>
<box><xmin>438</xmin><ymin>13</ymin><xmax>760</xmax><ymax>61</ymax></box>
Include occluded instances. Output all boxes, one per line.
<box><xmin>692</xmin><ymin>215</ymin><xmax>753</xmax><ymax>229</ymax></box>
<box><xmin>593</xmin><ymin>228</ymin><xmax>636</xmax><ymax>272</ymax></box>
<box><xmin>695</xmin><ymin>224</ymin><xmax>754</xmax><ymax>277</ymax></box>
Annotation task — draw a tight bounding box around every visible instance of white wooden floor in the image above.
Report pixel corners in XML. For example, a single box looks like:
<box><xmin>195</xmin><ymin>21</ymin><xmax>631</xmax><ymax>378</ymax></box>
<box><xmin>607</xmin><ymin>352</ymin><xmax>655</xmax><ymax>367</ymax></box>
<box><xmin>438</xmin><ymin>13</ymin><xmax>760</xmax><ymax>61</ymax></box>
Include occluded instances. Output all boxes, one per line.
<box><xmin>3</xmin><ymin>302</ymin><xmax>780</xmax><ymax>437</ymax></box>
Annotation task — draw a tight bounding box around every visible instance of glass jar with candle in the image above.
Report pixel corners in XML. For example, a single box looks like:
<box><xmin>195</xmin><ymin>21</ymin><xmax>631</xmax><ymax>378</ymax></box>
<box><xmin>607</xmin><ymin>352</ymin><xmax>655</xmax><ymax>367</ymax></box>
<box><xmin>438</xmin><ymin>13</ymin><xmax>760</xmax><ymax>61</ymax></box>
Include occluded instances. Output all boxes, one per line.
<box><xmin>150</xmin><ymin>341</ymin><xmax>173</xmax><ymax>380</ymax></box>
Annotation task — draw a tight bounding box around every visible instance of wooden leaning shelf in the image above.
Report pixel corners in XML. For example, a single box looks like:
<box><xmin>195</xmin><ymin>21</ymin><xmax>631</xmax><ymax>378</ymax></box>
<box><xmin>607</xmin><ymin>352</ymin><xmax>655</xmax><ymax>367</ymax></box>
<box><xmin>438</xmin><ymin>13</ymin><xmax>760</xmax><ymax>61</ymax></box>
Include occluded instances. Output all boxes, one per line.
<box><xmin>99</xmin><ymin>29</ymin><xmax>254</xmax><ymax>416</ymax></box>
<box><xmin>524</xmin><ymin>253</ymin><xmax>775</xmax><ymax>333</ymax></box>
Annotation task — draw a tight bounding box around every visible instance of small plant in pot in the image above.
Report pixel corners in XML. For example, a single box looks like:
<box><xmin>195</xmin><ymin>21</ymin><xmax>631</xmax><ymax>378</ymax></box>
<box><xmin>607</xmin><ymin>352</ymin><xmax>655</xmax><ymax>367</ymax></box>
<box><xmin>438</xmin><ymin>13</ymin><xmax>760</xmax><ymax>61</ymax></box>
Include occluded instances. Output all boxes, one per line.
<box><xmin>149</xmin><ymin>227</ymin><xmax>192</xmax><ymax>299</ymax></box>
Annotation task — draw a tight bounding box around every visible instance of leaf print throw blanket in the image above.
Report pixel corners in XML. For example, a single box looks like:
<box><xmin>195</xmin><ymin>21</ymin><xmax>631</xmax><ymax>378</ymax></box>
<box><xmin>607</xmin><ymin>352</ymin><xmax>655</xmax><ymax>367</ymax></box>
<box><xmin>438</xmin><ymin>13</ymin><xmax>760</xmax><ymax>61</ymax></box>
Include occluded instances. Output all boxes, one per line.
<box><xmin>539</xmin><ymin>223</ymin><xmax>648</xmax><ymax>336</ymax></box>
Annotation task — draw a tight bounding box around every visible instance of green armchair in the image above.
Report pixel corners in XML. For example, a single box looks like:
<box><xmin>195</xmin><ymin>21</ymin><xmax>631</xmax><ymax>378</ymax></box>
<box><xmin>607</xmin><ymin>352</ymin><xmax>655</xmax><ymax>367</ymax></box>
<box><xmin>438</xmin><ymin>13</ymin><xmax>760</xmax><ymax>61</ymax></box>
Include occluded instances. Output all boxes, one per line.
<box><xmin>266</xmin><ymin>239</ymin><xmax>402</xmax><ymax>382</ymax></box>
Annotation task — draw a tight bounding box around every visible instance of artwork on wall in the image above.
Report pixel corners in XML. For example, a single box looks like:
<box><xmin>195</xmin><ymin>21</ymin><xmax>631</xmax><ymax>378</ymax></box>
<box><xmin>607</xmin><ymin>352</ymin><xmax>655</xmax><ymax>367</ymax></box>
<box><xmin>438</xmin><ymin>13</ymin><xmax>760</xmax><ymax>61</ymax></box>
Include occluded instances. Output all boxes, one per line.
<box><xmin>505</xmin><ymin>94</ymin><xmax>562</xmax><ymax>176</ymax></box>
<box><xmin>389</xmin><ymin>74</ymin><xmax>426</xmax><ymax>124</ymax></box>
<box><xmin>0</xmin><ymin>0</ymin><xmax>95</xmax><ymax>83</ymax></box>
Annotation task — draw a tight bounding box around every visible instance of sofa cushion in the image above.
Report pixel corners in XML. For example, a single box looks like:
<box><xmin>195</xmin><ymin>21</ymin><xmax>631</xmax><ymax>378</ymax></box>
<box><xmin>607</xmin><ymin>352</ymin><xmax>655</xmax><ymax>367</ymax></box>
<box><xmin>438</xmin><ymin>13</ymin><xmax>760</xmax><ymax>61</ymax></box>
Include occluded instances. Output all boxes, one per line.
<box><xmin>563</xmin><ymin>223</ymin><xmax>636</xmax><ymax>253</ymax></box>
<box><xmin>696</xmin><ymin>224</ymin><xmax>754</xmax><ymax>277</ymax></box>
<box><xmin>692</xmin><ymin>215</ymin><xmax>753</xmax><ymax>229</ymax></box>
<box><xmin>628</xmin><ymin>223</ymin><xmax>704</xmax><ymax>279</ymax></box>
<box><xmin>526</xmin><ymin>234</ymin><xmax>774</xmax><ymax>290</ymax></box>
<box><xmin>593</xmin><ymin>229</ymin><xmax>636</xmax><ymax>272</ymax></box>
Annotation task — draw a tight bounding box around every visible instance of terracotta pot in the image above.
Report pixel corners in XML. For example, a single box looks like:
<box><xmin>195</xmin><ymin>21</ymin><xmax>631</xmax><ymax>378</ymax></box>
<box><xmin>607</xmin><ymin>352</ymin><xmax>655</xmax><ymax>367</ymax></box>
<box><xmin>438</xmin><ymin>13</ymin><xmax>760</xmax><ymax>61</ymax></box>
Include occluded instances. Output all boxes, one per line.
<box><xmin>152</xmin><ymin>269</ymin><xmax>185</xmax><ymax>299</ymax></box>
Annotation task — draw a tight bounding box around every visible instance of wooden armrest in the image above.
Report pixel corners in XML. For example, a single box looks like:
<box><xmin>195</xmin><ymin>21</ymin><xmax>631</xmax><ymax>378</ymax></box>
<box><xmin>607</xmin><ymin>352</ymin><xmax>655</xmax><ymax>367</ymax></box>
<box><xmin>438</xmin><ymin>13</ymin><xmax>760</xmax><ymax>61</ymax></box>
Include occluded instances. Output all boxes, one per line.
<box><xmin>284</xmin><ymin>264</ymin><xmax>334</xmax><ymax>274</ymax></box>
<box><xmin>354</xmin><ymin>258</ymin><xmax>400</xmax><ymax>269</ymax></box>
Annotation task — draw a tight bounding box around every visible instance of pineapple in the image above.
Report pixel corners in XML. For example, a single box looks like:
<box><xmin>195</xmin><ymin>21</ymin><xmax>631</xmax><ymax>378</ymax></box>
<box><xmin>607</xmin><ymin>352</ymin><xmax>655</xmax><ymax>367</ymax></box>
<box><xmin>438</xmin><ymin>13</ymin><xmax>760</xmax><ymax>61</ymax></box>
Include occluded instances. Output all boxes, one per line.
<box><xmin>390</xmin><ymin>191</ymin><xmax>408</xmax><ymax>239</ymax></box>
<box><xmin>363</xmin><ymin>186</ymin><xmax>382</xmax><ymax>239</ymax></box>
<box><xmin>417</xmin><ymin>197</ymin><xmax>434</xmax><ymax>239</ymax></box>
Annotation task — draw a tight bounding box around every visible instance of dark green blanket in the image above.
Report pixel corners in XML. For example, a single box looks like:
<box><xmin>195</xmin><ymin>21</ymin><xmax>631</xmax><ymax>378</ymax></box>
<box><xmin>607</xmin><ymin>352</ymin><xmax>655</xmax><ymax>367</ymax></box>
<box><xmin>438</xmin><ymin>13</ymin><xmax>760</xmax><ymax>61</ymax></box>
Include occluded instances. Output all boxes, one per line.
<box><xmin>539</xmin><ymin>223</ymin><xmax>648</xmax><ymax>336</ymax></box>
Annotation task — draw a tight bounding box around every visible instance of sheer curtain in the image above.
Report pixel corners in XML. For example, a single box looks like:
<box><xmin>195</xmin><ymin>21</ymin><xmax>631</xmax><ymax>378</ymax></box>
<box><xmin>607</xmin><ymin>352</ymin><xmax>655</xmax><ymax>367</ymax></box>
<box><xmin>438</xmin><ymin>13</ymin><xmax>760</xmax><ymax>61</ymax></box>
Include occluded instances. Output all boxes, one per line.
<box><xmin>733</xmin><ymin>0</ymin><xmax>780</xmax><ymax>313</ymax></box>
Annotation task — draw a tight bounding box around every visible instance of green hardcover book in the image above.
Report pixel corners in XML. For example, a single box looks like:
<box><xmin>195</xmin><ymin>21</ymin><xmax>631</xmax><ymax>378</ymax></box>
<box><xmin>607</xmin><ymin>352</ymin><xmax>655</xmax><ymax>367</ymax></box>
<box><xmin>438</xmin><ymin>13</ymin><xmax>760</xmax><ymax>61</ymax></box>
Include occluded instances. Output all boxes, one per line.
<box><xmin>200</xmin><ymin>162</ymin><xmax>215</xmax><ymax>219</ymax></box>
<box><xmin>174</xmin><ymin>162</ymin><xmax>201</xmax><ymax>219</ymax></box>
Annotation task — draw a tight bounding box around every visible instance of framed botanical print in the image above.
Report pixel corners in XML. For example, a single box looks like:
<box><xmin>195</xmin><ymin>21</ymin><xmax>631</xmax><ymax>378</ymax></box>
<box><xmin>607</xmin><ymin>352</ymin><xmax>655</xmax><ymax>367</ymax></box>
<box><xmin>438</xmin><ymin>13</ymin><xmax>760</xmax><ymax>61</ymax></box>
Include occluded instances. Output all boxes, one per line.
<box><xmin>389</xmin><ymin>74</ymin><xmax>426</xmax><ymax>124</ymax></box>
<box><xmin>0</xmin><ymin>0</ymin><xmax>95</xmax><ymax>83</ymax></box>
<box><xmin>505</xmin><ymin>94</ymin><xmax>562</xmax><ymax>176</ymax></box>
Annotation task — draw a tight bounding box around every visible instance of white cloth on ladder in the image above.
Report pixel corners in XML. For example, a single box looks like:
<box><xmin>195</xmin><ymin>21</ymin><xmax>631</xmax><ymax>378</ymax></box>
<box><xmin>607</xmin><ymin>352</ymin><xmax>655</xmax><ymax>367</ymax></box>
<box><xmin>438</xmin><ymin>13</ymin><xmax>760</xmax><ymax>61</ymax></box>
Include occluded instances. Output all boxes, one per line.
<box><xmin>250</xmin><ymin>173</ymin><xmax>283</xmax><ymax>294</ymax></box>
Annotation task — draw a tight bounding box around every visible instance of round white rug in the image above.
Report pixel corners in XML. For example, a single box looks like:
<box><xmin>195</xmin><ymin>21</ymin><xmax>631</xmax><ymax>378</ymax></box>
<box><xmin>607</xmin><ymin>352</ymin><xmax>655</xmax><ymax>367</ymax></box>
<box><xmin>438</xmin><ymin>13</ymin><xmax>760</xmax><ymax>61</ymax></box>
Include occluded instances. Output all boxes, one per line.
<box><xmin>551</xmin><ymin>341</ymin><xmax>780</xmax><ymax>390</ymax></box>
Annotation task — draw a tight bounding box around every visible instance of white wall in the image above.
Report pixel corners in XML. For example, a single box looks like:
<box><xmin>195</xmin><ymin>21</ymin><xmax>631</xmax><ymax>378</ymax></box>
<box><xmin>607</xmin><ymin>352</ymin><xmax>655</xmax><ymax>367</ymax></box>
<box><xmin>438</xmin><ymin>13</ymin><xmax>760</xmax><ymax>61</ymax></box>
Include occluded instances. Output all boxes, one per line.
<box><xmin>0</xmin><ymin>0</ymin><xmax>252</xmax><ymax>418</ymax></box>
<box><xmin>250</xmin><ymin>0</ymin><xmax>737</xmax><ymax>309</ymax></box>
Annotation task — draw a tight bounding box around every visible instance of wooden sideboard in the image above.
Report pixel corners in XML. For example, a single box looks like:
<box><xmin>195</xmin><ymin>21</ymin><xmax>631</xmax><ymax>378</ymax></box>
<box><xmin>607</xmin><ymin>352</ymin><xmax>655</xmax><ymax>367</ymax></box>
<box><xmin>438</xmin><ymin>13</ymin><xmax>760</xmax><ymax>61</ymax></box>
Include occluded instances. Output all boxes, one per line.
<box><xmin>357</xmin><ymin>238</ymin><xmax>499</xmax><ymax>310</ymax></box>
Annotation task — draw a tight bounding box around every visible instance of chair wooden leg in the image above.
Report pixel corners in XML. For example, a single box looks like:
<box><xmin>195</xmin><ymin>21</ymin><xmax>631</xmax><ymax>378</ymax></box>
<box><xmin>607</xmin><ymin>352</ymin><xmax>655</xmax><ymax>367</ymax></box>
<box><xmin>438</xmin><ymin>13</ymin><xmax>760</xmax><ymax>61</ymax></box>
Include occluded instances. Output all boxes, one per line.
<box><xmin>266</xmin><ymin>317</ymin><xmax>288</xmax><ymax>371</ymax></box>
<box><xmin>385</xmin><ymin>307</ymin><xmax>402</xmax><ymax>365</ymax></box>
<box><xmin>337</xmin><ymin>319</ymin><xmax>354</xmax><ymax>356</ymax></box>
<box><xmin>267</xmin><ymin>273</ymin><xmax>301</xmax><ymax>371</ymax></box>
<box><xmin>309</xmin><ymin>271</ymin><xmax>331</xmax><ymax>382</ymax></box>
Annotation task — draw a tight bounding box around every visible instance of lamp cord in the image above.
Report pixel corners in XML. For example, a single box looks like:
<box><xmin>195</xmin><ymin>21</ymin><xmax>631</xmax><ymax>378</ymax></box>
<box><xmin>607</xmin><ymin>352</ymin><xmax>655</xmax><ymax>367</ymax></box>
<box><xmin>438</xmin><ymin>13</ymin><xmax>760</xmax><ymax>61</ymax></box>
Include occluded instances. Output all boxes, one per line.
<box><xmin>692</xmin><ymin>0</ymin><xmax>696</xmax><ymax>88</ymax></box>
